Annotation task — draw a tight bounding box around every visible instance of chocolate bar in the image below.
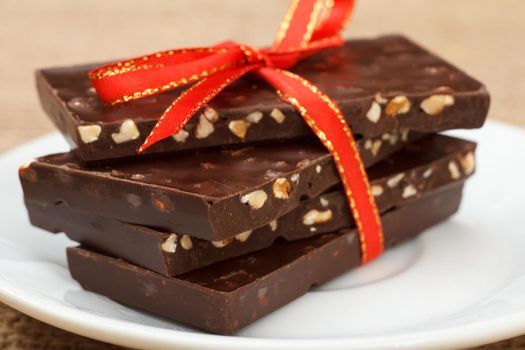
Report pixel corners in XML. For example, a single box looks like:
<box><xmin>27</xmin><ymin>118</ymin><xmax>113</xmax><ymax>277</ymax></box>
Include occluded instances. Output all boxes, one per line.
<box><xmin>37</xmin><ymin>35</ymin><xmax>489</xmax><ymax>162</ymax></box>
<box><xmin>68</xmin><ymin>182</ymin><xmax>464</xmax><ymax>335</ymax></box>
<box><xmin>20</xmin><ymin>134</ymin><xmax>475</xmax><ymax>241</ymax></box>
<box><xmin>26</xmin><ymin>135</ymin><xmax>475</xmax><ymax>276</ymax></box>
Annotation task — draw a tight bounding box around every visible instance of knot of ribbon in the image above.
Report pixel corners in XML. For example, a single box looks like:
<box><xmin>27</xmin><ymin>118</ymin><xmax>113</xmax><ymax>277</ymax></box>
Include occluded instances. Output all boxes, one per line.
<box><xmin>89</xmin><ymin>0</ymin><xmax>384</xmax><ymax>263</ymax></box>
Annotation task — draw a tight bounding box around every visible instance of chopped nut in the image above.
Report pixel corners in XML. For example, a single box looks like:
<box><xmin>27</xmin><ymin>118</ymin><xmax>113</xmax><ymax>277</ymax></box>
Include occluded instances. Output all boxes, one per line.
<box><xmin>385</xmin><ymin>96</ymin><xmax>411</xmax><ymax>116</ymax></box>
<box><xmin>291</xmin><ymin>173</ymin><xmax>300</xmax><ymax>183</ymax></box>
<box><xmin>269</xmin><ymin>220</ymin><xmax>278</xmax><ymax>231</ymax></box>
<box><xmin>297</xmin><ymin>159</ymin><xmax>310</xmax><ymax>168</ymax></box>
<box><xmin>246</xmin><ymin>111</ymin><xmax>263</xmax><ymax>124</ymax></box>
<box><xmin>161</xmin><ymin>234</ymin><xmax>177</xmax><ymax>253</ymax></box>
<box><xmin>366</xmin><ymin>102</ymin><xmax>381</xmax><ymax>123</ymax></box>
<box><xmin>460</xmin><ymin>152</ymin><xmax>475</xmax><ymax>175</ymax></box>
<box><xmin>315</xmin><ymin>165</ymin><xmax>322</xmax><ymax>174</ymax></box>
<box><xmin>235</xmin><ymin>231</ymin><xmax>252</xmax><ymax>242</ymax></box>
<box><xmin>126</xmin><ymin>193</ymin><xmax>142</xmax><ymax>207</ymax></box>
<box><xmin>400</xmin><ymin>128</ymin><xmax>410</xmax><ymax>142</ymax></box>
<box><xmin>388</xmin><ymin>132</ymin><xmax>398</xmax><ymax>145</ymax></box>
<box><xmin>371</xmin><ymin>185</ymin><xmax>384</xmax><ymax>197</ymax></box>
<box><xmin>180</xmin><ymin>235</ymin><xmax>193</xmax><ymax>250</ymax></box>
<box><xmin>382</xmin><ymin>133</ymin><xmax>391</xmax><ymax>141</ymax></box>
<box><xmin>195</xmin><ymin>114</ymin><xmax>215</xmax><ymax>139</ymax></box>
<box><xmin>423</xmin><ymin>168</ymin><xmax>433</xmax><ymax>178</ymax></box>
<box><xmin>264</xmin><ymin>169</ymin><xmax>280</xmax><ymax>179</ymax></box>
<box><xmin>172</xmin><ymin>129</ymin><xmax>189</xmax><ymax>143</ymax></box>
<box><xmin>258</xmin><ymin>287</ymin><xmax>269</xmax><ymax>305</ymax></box>
<box><xmin>273</xmin><ymin>177</ymin><xmax>292</xmax><ymax>199</ymax></box>
<box><xmin>151</xmin><ymin>194</ymin><xmax>173</xmax><ymax>212</ymax></box>
<box><xmin>78</xmin><ymin>124</ymin><xmax>102</xmax><ymax>144</ymax></box>
<box><xmin>387</xmin><ymin>173</ymin><xmax>405</xmax><ymax>188</ymax></box>
<box><xmin>435</xmin><ymin>85</ymin><xmax>453</xmax><ymax>93</ymax></box>
<box><xmin>375</xmin><ymin>93</ymin><xmax>388</xmax><ymax>104</ymax></box>
<box><xmin>420</xmin><ymin>95</ymin><xmax>455</xmax><ymax>116</ymax></box>
<box><xmin>320</xmin><ymin>197</ymin><xmax>329</xmax><ymax>207</ymax></box>
<box><xmin>270</xmin><ymin>108</ymin><xmax>286</xmax><ymax>123</ymax></box>
<box><xmin>402</xmin><ymin>185</ymin><xmax>418</xmax><ymax>198</ymax></box>
<box><xmin>448</xmin><ymin>161</ymin><xmax>461</xmax><ymax>180</ymax></box>
<box><xmin>212</xmin><ymin>238</ymin><xmax>233</xmax><ymax>248</ymax></box>
<box><xmin>203</xmin><ymin>107</ymin><xmax>219</xmax><ymax>123</ymax></box>
<box><xmin>111</xmin><ymin>119</ymin><xmax>140</xmax><ymax>144</ymax></box>
<box><xmin>364</xmin><ymin>139</ymin><xmax>372</xmax><ymax>150</ymax></box>
<box><xmin>371</xmin><ymin>140</ymin><xmax>382</xmax><ymax>157</ymax></box>
<box><xmin>240</xmin><ymin>190</ymin><xmax>267</xmax><ymax>209</ymax></box>
<box><xmin>228</xmin><ymin>120</ymin><xmax>251</xmax><ymax>139</ymax></box>
<box><xmin>200</xmin><ymin>162</ymin><xmax>216</xmax><ymax>170</ymax></box>
<box><xmin>303</xmin><ymin>209</ymin><xmax>333</xmax><ymax>225</ymax></box>
<box><xmin>310</xmin><ymin>227</ymin><xmax>317</xmax><ymax>232</ymax></box>
<box><xmin>110</xmin><ymin>169</ymin><xmax>126</xmax><ymax>178</ymax></box>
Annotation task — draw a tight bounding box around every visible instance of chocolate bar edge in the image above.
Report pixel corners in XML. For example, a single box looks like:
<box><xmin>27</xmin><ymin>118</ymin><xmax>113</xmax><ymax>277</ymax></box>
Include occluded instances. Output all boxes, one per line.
<box><xmin>67</xmin><ymin>181</ymin><xmax>464</xmax><ymax>335</ymax></box>
<box><xmin>20</xmin><ymin>135</ymin><xmax>476</xmax><ymax>242</ymax></box>
<box><xmin>25</xmin><ymin>136</ymin><xmax>475</xmax><ymax>277</ymax></box>
<box><xmin>36</xmin><ymin>35</ymin><xmax>490</xmax><ymax>163</ymax></box>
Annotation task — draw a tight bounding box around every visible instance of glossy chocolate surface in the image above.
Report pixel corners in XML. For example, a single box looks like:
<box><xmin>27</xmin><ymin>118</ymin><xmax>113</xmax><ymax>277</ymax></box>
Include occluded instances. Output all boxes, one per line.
<box><xmin>20</xmin><ymin>134</ymin><xmax>475</xmax><ymax>241</ymax></box>
<box><xmin>26</xmin><ymin>135</ymin><xmax>475</xmax><ymax>276</ymax></box>
<box><xmin>16</xmin><ymin>133</ymin><xmax>422</xmax><ymax>241</ymax></box>
<box><xmin>68</xmin><ymin>182</ymin><xmax>464</xmax><ymax>334</ymax></box>
<box><xmin>37</xmin><ymin>35</ymin><xmax>489</xmax><ymax>162</ymax></box>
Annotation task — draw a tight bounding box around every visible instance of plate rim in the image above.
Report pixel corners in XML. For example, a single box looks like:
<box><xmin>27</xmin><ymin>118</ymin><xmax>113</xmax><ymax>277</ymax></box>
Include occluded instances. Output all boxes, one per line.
<box><xmin>3</xmin><ymin>268</ymin><xmax>525</xmax><ymax>350</ymax></box>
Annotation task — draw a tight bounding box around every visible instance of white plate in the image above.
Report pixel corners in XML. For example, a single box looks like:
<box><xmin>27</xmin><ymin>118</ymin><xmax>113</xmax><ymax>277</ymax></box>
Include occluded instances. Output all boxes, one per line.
<box><xmin>1</xmin><ymin>121</ymin><xmax>525</xmax><ymax>350</ymax></box>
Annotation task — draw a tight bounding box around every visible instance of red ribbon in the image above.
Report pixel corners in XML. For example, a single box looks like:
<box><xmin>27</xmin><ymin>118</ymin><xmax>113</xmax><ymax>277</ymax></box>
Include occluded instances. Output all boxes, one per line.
<box><xmin>89</xmin><ymin>0</ymin><xmax>384</xmax><ymax>263</ymax></box>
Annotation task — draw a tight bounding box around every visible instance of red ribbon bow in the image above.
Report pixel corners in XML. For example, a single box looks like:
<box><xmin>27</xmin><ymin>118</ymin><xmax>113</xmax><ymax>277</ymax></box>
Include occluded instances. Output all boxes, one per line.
<box><xmin>89</xmin><ymin>0</ymin><xmax>384</xmax><ymax>263</ymax></box>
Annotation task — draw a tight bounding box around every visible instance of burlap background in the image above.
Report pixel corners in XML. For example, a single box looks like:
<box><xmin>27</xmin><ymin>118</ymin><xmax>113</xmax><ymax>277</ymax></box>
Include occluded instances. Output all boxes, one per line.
<box><xmin>0</xmin><ymin>0</ymin><xmax>523</xmax><ymax>348</ymax></box>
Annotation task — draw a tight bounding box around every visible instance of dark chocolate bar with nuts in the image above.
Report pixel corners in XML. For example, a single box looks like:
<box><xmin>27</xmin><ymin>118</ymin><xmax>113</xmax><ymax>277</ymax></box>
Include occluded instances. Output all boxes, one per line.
<box><xmin>37</xmin><ymin>35</ymin><xmax>489</xmax><ymax>162</ymax></box>
<box><xmin>20</xmin><ymin>134</ymin><xmax>475</xmax><ymax>242</ymax></box>
<box><xmin>68</xmin><ymin>181</ymin><xmax>465</xmax><ymax>335</ymax></box>
<box><xmin>26</xmin><ymin>134</ymin><xmax>475</xmax><ymax>276</ymax></box>
<box><xmin>19</xmin><ymin>130</ymin><xmax>430</xmax><ymax>241</ymax></box>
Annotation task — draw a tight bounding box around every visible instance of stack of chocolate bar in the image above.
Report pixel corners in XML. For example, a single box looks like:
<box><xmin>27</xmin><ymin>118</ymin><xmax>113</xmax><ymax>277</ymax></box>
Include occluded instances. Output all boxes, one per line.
<box><xmin>19</xmin><ymin>35</ymin><xmax>489</xmax><ymax>334</ymax></box>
